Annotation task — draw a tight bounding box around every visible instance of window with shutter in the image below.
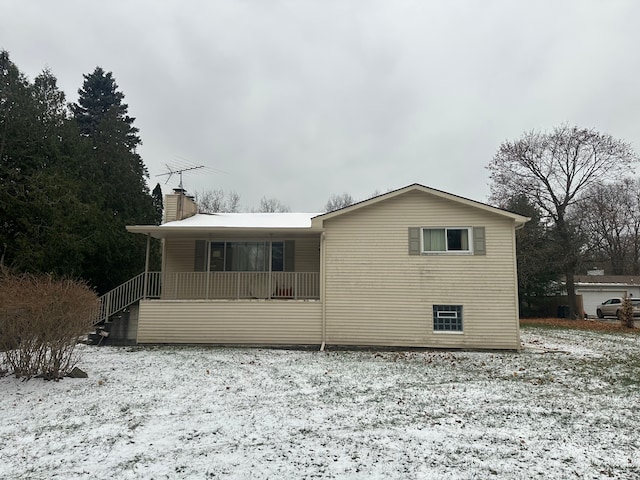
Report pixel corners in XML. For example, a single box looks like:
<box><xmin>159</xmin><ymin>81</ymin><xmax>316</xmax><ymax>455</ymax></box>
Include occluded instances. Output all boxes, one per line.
<box><xmin>422</xmin><ymin>227</ymin><xmax>472</xmax><ymax>254</ymax></box>
<box><xmin>409</xmin><ymin>227</ymin><xmax>486</xmax><ymax>256</ymax></box>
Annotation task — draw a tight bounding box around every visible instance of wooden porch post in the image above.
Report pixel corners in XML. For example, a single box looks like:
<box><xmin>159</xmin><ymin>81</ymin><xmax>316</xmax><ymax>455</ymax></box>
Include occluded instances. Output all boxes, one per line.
<box><xmin>205</xmin><ymin>237</ymin><xmax>211</xmax><ymax>299</ymax></box>
<box><xmin>143</xmin><ymin>233</ymin><xmax>151</xmax><ymax>299</ymax></box>
<box><xmin>268</xmin><ymin>237</ymin><xmax>273</xmax><ymax>299</ymax></box>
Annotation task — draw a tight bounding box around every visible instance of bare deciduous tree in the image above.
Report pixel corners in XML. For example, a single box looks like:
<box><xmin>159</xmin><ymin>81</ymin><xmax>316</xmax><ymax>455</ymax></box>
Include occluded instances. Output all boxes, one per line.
<box><xmin>324</xmin><ymin>193</ymin><xmax>354</xmax><ymax>212</ymax></box>
<box><xmin>195</xmin><ymin>189</ymin><xmax>241</xmax><ymax>213</ymax></box>
<box><xmin>488</xmin><ymin>124</ymin><xmax>638</xmax><ymax>318</ymax></box>
<box><xmin>256</xmin><ymin>196</ymin><xmax>290</xmax><ymax>213</ymax></box>
<box><xmin>580</xmin><ymin>179</ymin><xmax>640</xmax><ymax>275</ymax></box>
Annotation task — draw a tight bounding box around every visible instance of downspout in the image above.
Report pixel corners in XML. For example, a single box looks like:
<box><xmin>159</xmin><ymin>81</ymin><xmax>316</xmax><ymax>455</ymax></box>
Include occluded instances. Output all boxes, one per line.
<box><xmin>512</xmin><ymin>221</ymin><xmax>522</xmax><ymax>350</ymax></box>
<box><xmin>143</xmin><ymin>233</ymin><xmax>151</xmax><ymax>299</ymax></box>
<box><xmin>320</xmin><ymin>231</ymin><xmax>326</xmax><ymax>351</ymax></box>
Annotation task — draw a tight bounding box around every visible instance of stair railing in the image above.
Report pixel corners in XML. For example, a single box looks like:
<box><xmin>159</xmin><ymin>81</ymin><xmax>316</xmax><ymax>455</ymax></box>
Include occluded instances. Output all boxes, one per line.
<box><xmin>93</xmin><ymin>272</ymin><xmax>161</xmax><ymax>324</ymax></box>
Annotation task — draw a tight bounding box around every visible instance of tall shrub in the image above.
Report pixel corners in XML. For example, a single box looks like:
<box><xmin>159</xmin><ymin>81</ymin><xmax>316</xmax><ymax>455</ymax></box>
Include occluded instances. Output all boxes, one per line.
<box><xmin>0</xmin><ymin>272</ymin><xmax>98</xmax><ymax>380</ymax></box>
<box><xmin>619</xmin><ymin>296</ymin><xmax>635</xmax><ymax>329</ymax></box>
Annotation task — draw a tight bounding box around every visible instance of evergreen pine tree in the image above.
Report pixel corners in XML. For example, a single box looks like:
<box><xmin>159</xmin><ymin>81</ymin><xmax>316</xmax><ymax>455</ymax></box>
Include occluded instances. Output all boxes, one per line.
<box><xmin>1</xmin><ymin>56</ymin><xmax>159</xmax><ymax>291</ymax></box>
<box><xmin>0</xmin><ymin>50</ymin><xmax>33</xmax><ymax>266</ymax></box>
<box><xmin>0</xmin><ymin>52</ymin><xmax>96</xmax><ymax>276</ymax></box>
<box><xmin>152</xmin><ymin>183</ymin><xmax>164</xmax><ymax>225</ymax></box>
<box><xmin>71</xmin><ymin>67</ymin><xmax>157</xmax><ymax>291</ymax></box>
<box><xmin>71</xmin><ymin>67</ymin><xmax>153</xmax><ymax>221</ymax></box>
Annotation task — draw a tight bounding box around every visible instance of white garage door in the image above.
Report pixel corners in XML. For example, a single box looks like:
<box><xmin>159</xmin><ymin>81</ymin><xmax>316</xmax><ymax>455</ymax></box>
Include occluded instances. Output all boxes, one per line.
<box><xmin>581</xmin><ymin>290</ymin><xmax>626</xmax><ymax>318</ymax></box>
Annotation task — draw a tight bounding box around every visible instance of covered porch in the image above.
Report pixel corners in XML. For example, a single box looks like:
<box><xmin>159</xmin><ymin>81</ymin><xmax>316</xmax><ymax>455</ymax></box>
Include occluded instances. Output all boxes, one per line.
<box><xmin>93</xmin><ymin>268</ymin><xmax>322</xmax><ymax>346</ymax></box>
<box><xmin>127</xmin><ymin>210</ymin><xmax>324</xmax><ymax>302</ymax></box>
<box><xmin>121</xmin><ymin>207</ymin><xmax>326</xmax><ymax>345</ymax></box>
<box><xmin>159</xmin><ymin>231</ymin><xmax>322</xmax><ymax>301</ymax></box>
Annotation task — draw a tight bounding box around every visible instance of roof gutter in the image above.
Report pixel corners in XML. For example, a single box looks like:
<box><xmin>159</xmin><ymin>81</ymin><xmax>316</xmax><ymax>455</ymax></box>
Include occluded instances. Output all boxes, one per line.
<box><xmin>126</xmin><ymin>225</ymin><xmax>321</xmax><ymax>239</ymax></box>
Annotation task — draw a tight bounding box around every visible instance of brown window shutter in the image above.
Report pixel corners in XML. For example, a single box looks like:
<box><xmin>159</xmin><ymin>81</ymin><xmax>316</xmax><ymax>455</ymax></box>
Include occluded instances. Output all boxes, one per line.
<box><xmin>284</xmin><ymin>240</ymin><xmax>295</xmax><ymax>271</ymax></box>
<box><xmin>473</xmin><ymin>227</ymin><xmax>486</xmax><ymax>255</ymax></box>
<box><xmin>194</xmin><ymin>240</ymin><xmax>207</xmax><ymax>271</ymax></box>
<box><xmin>408</xmin><ymin>227</ymin><xmax>421</xmax><ymax>255</ymax></box>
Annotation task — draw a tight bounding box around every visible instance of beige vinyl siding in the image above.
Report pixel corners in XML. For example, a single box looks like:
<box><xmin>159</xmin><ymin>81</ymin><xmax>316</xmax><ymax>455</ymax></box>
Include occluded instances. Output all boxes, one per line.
<box><xmin>323</xmin><ymin>190</ymin><xmax>520</xmax><ymax>349</ymax></box>
<box><xmin>163</xmin><ymin>194</ymin><xmax>198</xmax><ymax>222</ymax></box>
<box><xmin>163</xmin><ymin>195</ymin><xmax>178</xmax><ymax>223</ymax></box>
<box><xmin>164</xmin><ymin>238</ymin><xmax>196</xmax><ymax>274</ymax></box>
<box><xmin>162</xmin><ymin>238</ymin><xmax>196</xmax><ymax>297</ymax></box>
<box><xmin>137</xmin><ymin>299</ymin><xmax>322</xmax><ymax>344</ymax></box>
<box><xmin>162</xmin><ymin>239</ymin><xmax>196</xmax><ymax>299</ymax></box>
<box><xmin>294</xmin><ymin>237</ymin><xmax>320</xmax><ymax>271</ymax></box>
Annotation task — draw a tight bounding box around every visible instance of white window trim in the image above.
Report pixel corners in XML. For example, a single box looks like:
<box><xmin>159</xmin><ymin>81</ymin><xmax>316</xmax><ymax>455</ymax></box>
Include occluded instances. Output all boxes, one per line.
<box><xmin>421</xmin><ymin>227</ymin><xmax>473</xmax><ymax>255</ymax></box>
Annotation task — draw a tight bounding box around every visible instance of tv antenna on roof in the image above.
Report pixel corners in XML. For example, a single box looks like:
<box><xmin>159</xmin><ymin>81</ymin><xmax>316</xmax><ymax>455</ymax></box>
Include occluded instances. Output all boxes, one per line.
<box><xmin>156</xmin><ymin>164</ymin><xmax>205</xmax><ymax>191</ymax></box>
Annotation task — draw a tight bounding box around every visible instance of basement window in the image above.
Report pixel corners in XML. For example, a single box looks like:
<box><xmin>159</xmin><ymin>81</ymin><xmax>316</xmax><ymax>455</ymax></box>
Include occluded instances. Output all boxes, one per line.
<box><xmin>433</xmin><ymin>305</ymin><xmax>463</xmax><ymax>332</ymax></box>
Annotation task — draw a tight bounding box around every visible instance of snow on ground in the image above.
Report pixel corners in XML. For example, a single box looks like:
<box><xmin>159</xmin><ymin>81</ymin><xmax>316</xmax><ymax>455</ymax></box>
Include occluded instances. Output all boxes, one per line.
<box><xmin>1</xmin><ymin>327</ymin><xmax>639</xmax><ymax>479</ymax></box>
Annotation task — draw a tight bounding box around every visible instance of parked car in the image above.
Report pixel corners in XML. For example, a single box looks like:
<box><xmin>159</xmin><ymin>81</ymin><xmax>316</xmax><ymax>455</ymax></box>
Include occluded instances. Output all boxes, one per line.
<box><xmin>596</xmin><ymin>297</ymin><xmax>640</xmax><ymax>319</ymax></box>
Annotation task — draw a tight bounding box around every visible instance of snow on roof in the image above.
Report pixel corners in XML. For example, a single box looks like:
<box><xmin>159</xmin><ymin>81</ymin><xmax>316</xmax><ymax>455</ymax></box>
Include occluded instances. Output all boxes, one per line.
<box><xmin>161</xmin><ymin>212</ymin><xmax>322</xmax><ymax>229</ymax></box>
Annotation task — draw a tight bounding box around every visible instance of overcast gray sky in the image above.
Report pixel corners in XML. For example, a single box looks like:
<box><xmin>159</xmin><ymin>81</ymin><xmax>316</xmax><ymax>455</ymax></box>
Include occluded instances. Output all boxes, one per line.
<box><xmin>2</xmin><ymin>0</ymin><xmax>639</xmax><ymax>211</ymax></box>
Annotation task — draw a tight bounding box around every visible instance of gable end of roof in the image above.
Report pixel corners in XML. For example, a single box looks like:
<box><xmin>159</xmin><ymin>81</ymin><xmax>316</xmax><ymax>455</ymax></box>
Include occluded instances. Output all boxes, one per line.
<box><xmin>312</xmin><ymin>184</ymin><xmax>529</xmax><ymax>227</ymax></box>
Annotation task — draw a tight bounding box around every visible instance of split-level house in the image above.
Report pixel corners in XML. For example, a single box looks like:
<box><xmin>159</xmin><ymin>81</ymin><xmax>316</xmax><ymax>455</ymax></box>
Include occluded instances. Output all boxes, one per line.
<box><xmin>113</xmin><ymin>184</ymin><xmax>528</xmax><ymax>349</ymax></box>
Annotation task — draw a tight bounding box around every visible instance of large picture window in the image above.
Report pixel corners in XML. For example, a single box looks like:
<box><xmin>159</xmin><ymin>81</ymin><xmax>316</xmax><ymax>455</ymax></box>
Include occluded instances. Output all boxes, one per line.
<box><xmin>422</xmin><ymin>228</ymin><xmax>471</xmax><ymax>253</ymax></box>
<box><xmin>433</xmin><ymin>305</ymin><xmax>463</xmax><ymax>332</ymax></box>
<box><xmin>210</xmin><ymin>241</ymin><xmax>285</xmax><ymax>272</ymax></box>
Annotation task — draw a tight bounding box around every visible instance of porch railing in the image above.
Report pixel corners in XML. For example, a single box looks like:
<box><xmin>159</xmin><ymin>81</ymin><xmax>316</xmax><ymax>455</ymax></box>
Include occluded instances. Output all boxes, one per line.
<box><xmin>93</xmin><ymin>271</ymin><xmax>319</xmax><ymax>324</ymax></box>
<box><xmin>93</xmin><ymin>271</ymin><xmax>162</xmax><ymax>324</ymax></box>
<box><xmin>162</xmin><ymin>271</ymin><xmax>320</xmax><ymax>300</ymax></box>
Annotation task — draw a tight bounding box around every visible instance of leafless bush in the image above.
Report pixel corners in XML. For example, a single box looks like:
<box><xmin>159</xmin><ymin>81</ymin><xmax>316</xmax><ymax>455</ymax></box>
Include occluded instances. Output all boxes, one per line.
<box><xmin>0</xmin><ymin>271</ymin><xmax>98</xmax><ymax>380</ymax></box>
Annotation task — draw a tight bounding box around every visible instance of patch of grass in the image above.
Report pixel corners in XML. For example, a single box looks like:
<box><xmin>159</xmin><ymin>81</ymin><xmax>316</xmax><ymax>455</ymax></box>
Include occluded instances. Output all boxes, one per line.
<box><xmin>521</xmin><ymin>321</ymin><xmax>640</xmax><ymax>391</ymax></box>
<box><xmin>597</xmin><ymin>354</ymin><xmax>640</xmax><ymax>389</ymax></box>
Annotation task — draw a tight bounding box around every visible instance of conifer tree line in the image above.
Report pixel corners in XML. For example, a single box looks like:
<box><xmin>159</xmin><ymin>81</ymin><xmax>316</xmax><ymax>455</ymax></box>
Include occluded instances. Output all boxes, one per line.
<box><xmin>0</xmin><ymin>51</ymin><xmax>161</xmax><ymax>293</ymax></box>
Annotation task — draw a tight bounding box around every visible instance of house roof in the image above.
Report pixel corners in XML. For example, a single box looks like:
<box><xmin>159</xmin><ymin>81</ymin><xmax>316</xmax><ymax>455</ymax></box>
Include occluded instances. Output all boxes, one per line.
<box><xmin>126</xmin><ymin>212</ymin><xmax>322</xmax><ymax>238</ymax></box>
<box><xmin>311</xmin><ymin>183</ymin><xmax>530</xmax><ymax>228</ymax></box>
<box><xmin>127</xmin><ymin>183</ymin><xmax>529</xmax><ymax>238</ymax></box>
<box><xmin>574</xmin><ymin>275</ymin><xmax>640</xmax><ymax>286</ymax></box>
<box><xmin>164</xmin><ymin>212</ymin><xmax>320</xmax><ymax>229</ymax></box>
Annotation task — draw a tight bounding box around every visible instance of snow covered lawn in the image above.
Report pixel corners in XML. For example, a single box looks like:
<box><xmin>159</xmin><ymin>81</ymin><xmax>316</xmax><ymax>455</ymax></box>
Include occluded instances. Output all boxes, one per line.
<box><xmin>1</xmin><ymin>327</ymin><xmax>639</xmax><ymax>479</ymax></box>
